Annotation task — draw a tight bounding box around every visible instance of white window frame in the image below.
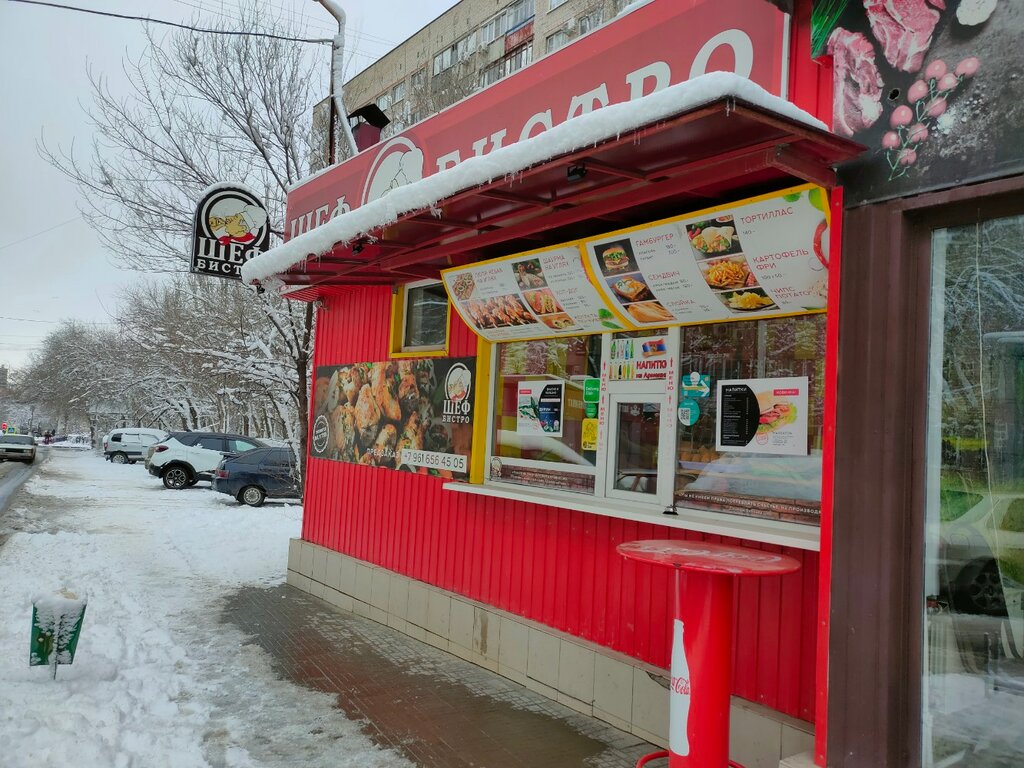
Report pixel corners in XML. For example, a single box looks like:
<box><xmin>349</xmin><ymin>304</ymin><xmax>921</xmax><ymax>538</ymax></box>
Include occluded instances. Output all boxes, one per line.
<box><xmin>548</xmin><ymin>0</ymin><xmax>570</xmax><ymax>11</ymax></box>
<box><xmin>546</xmin><ymin>29</ymin><xmax>570</xmax><ymax>53</ymax></box>
<box><xmin>397</xmin><ymin>278</ymin><xmax>449</xmax><ymax>354</ymax></box>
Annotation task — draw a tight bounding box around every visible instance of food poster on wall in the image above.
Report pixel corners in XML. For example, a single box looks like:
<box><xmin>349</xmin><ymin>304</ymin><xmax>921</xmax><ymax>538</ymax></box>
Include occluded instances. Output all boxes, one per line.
<box><xmin>609</xmin><ymin>334</ymin><xmax>670</xmax><ymax>381</ymax></box>
<box><xmin>310</xmin><ymin>358</ymin><xmax>475</xmax><ymax>478</ymax></box>
<box><xmin>715</xmin><ymin>376</ymin><xmax>809</xmax><ymax>456</ymax></box>
<box><xmin>442</xmin><ymin>245</ymin><xmax>626</xmax><ymax>342</ymax></box>
<box><xmin>813</xmin><ymin>0</ymin><xmax>1022</xmax><ymax>204</ymax></box>
<box><xmin>516</xmin><ymin>381</ymin><xmax>565</xmax><ymax>437</ymax></box>
<box><xmin>583</xmin><ymin>185</ymin><xmax>830</xmax><ymax>327</ymax></box>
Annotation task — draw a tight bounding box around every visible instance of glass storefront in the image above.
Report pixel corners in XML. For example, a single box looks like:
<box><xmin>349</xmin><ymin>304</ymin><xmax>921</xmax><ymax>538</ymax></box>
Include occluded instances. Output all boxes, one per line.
<box><xmin>925</xmin><ymin>214</ymin><xmax>1024</xmax><ymax>766</ymax></box>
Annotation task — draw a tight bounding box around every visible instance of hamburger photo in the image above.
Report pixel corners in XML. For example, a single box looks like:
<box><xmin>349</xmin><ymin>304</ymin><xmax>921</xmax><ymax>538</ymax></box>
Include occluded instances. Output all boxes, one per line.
<box><xmin>600</xmin><ymin>243</ymin><xmax>632</xmax><ymax>273</ymax></box>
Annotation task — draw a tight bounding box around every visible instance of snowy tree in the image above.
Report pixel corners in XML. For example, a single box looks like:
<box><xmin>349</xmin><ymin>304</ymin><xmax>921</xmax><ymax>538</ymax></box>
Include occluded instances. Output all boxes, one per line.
<box><xmin>40</xmin><ymin>3</ymin><xmax>326</xmax><ymax>473</ymax></box>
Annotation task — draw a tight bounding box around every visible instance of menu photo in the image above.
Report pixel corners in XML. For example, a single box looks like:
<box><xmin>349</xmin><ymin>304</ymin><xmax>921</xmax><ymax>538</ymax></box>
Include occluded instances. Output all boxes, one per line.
<box><xmin>687</xmin><ymin>217</ymin><xmax>779</xmax><ymax>315</ymax></box>
<box><xmin>715</xmin><ymin>376</ymin><xmax>809</xmax><ymax>457</ymax></box>
<box><xmin>594</xmin><ymin>239</ymin><xmax>676</xmax><ymax>326</ymax></box>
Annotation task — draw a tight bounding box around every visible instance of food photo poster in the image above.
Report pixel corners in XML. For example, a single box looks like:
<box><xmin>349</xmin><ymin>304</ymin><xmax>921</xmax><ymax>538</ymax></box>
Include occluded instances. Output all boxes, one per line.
<box><xmin>310</xmin><ymin>358</ymin><xmax>476</xmax><ymax>479</ymax></box>
<box><xmin>715</xmin><ymin>376</ymin><xmax>809</xmax><ymax>456</ymax></box>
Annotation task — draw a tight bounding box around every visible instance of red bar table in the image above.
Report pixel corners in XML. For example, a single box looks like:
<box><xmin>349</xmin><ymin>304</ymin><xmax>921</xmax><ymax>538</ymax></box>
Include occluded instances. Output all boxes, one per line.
<box><xmin>617</xmin><ymin>540</ymin><xmax>801</xmax><ymax>768</ymax></box>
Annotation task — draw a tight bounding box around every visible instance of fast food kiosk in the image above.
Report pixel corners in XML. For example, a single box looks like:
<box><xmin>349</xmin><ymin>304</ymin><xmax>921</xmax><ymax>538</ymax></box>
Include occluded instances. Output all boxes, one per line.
<box><xmin>243</xmin><ymin>1</ymin><xmax>864</xmax><ymax>765</ymax></box>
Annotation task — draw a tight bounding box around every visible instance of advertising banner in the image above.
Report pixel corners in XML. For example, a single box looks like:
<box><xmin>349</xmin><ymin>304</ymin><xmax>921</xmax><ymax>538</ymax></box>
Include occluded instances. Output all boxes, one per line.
<box><xmin>715</xmin><ymin>376</ymin><xmax>809</xmax><ymax>456</ymax></box>
<box><xmin>813</xmin><ymin>0</ymin><xmax>1024</xmax><ymax>204</ymax></box>
<box><xmin>443</xmin><ymin>245</ymin><xmax>626</xmax><ymax>342</ymax></box>
<box><xmin>282</xmin><ymin>0</ymin><xmax>788</xmax><ymax>242</ymax></box>
<box><xmin>310</xmin><ymin>357</ymin><xmax>475</xmax><ymax>479</ymax></box>
<box><xmin>583</xmin><ymin>185</ymin><xmax>830</xmax><ymax>327</ymax></box>
<box><xmin>191</xmin><ymin>184</ymin><xmax>271</xmax><ymax>280</ymax></box>
<box><xmin>609</xmin><ymin>334</ymin><xmax>670</xmax><ymax>381</ymax></box>
<box><xmin>516</xmin><ymin>381</ymin><xmax>565</xmax><ymax>438</ymax></box>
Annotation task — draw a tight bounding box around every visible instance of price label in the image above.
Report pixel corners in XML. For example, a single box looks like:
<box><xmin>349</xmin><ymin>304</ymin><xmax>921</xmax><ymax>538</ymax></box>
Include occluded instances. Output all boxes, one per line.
<box><xmin>398</xmin><ymin>449</ymin><xmax>468</xmax><ymax>474</ymax></box>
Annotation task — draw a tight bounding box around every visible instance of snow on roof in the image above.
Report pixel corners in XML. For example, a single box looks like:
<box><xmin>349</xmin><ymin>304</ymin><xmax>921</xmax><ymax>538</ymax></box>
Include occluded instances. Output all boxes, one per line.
<box><xmin>242</xmin><ymin>72</ymin><xmax>829</xmax><ymax>285</ymax></box>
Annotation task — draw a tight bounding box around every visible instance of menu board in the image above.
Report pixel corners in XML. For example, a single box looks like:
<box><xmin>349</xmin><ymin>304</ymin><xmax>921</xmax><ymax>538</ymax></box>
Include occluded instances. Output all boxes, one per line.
<box><xmin>582</xmin><ymin>185</ymin><xmax>829</xmax><ymax>328</ymax></box>
<box><xmin>442</xmin><ymin>245</ymin><xmax>626</xmax><ymax>342</ymax></box>
<box><xmin>715</xmin><ymin>376</ymin><xmax>809</xmax><ymax>457</ymax></box>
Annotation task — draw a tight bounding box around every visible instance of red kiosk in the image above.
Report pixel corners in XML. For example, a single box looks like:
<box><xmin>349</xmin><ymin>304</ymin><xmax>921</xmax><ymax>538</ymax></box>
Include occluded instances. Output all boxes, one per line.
<box><xmin>620</xmin><ymin>540</ymin><xmax>801</xmax><ymax>767</ymax></box>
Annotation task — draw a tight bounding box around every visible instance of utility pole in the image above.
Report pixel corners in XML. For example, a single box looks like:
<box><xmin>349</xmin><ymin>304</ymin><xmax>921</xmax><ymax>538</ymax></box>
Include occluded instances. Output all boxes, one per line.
<box><xmin>312</xmin><ymin>0</ymin><xmax>359</xmax><ymax>163</ymax></box>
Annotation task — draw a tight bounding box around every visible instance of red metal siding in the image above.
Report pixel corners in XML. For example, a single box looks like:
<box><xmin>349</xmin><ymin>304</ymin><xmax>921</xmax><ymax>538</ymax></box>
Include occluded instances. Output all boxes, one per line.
<box><xmin>303</xmin><ymin>286</ymin><xmax>819</xmax><ymax>722</ymax></box>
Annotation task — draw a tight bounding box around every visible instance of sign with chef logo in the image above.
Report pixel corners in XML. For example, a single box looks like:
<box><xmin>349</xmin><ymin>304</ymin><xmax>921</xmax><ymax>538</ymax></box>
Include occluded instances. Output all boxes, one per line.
<box><xmin>310</xmin><ymin>357</ymin><xmax>476</xmax><ymax>479</ymax></box>
<box><xmin>715</xmin><ymin>376</ymin><xmax>808</xmax><ymax>456</ymax></box>
<box><xmin>191</xmin><ymin>184</ymin><xmax>271</xmax><ymax>280</ymax></box>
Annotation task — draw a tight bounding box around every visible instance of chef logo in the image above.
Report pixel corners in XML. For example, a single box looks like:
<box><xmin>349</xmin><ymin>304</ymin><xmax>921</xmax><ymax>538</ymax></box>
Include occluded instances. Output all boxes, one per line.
<box><xmin>191</xmin><ymin>184</ymin><xmax>271</xmax><ymax>280</ymax></box>
<box><xmin>363</xmin><ymin>137</ymin><xmax>425</xmax><ymax>204</ymax></box>
<box><xmin>442</xmin><ymin>363</ymin><xmax>473</xmax><ymax>424</ymax></box>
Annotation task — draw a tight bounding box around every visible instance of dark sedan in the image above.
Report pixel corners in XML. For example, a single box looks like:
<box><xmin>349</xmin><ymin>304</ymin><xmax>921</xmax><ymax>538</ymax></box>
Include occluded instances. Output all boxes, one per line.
<box><xmin>211</xmin><ymin>447</ymin><xmax>301</xmax><ymax>506</ymax></box>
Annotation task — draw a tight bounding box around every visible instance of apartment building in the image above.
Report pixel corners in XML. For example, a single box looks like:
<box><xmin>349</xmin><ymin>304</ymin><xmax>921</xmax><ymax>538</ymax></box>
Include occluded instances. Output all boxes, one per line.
<box><xmin>344</xmin><ymin>0</ymin><xmax>629</xmax><ymax>139</ymax></box>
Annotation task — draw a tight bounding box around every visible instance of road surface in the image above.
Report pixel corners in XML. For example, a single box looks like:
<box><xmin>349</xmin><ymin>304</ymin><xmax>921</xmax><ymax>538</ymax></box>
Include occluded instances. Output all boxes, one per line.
<box><xmin>0</xmin><ymin>448</ymin><xmax>45</xmax><ymax>542</ymax></box>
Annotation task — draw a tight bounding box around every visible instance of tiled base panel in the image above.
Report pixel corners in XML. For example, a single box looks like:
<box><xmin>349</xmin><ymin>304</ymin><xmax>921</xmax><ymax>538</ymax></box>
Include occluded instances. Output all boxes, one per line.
<box><xmin>287</xmin><ymin>539</ymin><xmax>815</xmax><ymax>768</ymax></box>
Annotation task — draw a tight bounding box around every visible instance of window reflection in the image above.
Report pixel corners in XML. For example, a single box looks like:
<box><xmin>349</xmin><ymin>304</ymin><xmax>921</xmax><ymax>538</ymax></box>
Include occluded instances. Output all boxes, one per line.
<box><xmin>925</xmin><ymin>215</ymin><xmax>1024</xmax><ymax>766</ymax></box>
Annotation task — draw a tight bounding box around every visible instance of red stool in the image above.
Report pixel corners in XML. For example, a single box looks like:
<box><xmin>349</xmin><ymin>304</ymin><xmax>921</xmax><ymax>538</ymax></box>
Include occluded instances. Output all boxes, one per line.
<box><xmin>617</xmin><ymin>540</ymin><xmax>801</xmax><ymax>768</ymax></box>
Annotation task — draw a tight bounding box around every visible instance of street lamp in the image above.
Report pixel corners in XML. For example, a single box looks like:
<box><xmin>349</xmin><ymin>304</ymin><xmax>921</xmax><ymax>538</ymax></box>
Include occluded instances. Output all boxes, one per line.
<box><xmin>312</xmin><ymin>0</ymin><xmax>359</xmax><ymax>163</ymax></box>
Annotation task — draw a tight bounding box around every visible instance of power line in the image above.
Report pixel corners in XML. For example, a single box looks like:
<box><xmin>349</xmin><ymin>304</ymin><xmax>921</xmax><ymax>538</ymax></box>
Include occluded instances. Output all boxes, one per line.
<box><xmin>0</xmin><ymin>216</ymin><xmax>82</xmax><ymax>251</ymax></box>
<box><xmin>0</xmin><ymin>316</ymin><xmax>60</xmax><ymax>324</ymax></box>
<box><xmin>6</xmin><ymin>0</ymin><xmax>334</xmax><ymax>44</ymax></box>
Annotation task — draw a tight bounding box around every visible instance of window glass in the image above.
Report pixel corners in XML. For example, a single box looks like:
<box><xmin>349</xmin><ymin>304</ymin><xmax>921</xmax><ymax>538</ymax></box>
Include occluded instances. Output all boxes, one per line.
<box><xmin>549</xmin><ymin>0</ymin><xmax>569</xmax><ymax>10</ymax></box>
<box><xmin>378</xmin><ymin>90</ymin><xmax>392</xmax><ymax>111</ymax></box>
<box><xmin>227</xmin><ymin>438</ymin><xmax>260</xmax><ymax>453</ymax></box>
<box><xmin>578</xmin><ymin>10</ymin><xmax>603</xmax><ymax>34</ymax></box>
<box><xmin>196</xmin><ymin>436</ymin><xmax>226</xmax><ymax>451</ymax></box>
<box><xmin>675</xmin><ymin>315</ymin><xmax>825</xmax><ymax>525</ymax></box>
<box><xmin>491</xmin><ymin>336</ymin><xmax>601</xmax><ymax>492</ymax></box>
<box><xmin>923</xmin><ymin>215</ymin><xmax>1024</xmax><ymax>767</ymax></box>
<box><xmin>411</xmin><ymin>69</ymin><xmax>426</xmax><ymax>89</ymax></box>
<box><xmin>403</xmin><ymin>282</ymin><xmax>449</xmax><ymax>349</ymax></box>
<box><xmin>392</xmin><ymin>82</ymin><xmax>405</xmax><ymax>103</ymax></box>
<box><xmin>546</xmin><ymin>30</ymin><xmax>569</xmax><ymax>53</ymax></box>
<box><xmin>612</xmin><ymin>401</ymin><xmax>661</xmax><ymax>494</ymax></box>
<box><xmin>111</xmin><ymin>433</ymin><xmax>122</xmax><ymax>442</ymax></box>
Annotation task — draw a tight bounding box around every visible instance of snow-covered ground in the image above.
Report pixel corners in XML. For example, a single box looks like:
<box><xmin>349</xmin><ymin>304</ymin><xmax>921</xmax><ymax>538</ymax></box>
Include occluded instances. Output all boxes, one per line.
<box><xmin>0</xmin><ymin>450</ymin><xmax>408</xmax><ymax>767</ymax></box>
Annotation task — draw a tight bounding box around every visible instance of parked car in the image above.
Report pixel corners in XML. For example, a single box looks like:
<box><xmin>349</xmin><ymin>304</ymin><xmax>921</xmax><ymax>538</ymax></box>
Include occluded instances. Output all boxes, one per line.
<box><xmin>147</xmin><ymin>431</ymin><xmax>266</xmax><ymax>489</ymax></box>
<box><xmin>0</xmin><ymin>434</ymin><xmax>37</xmax><ymax>463</ymax></box>
<box><xmin>104</xmin><ymin>428</ymin><xmax>169</xmax><ymax>464</ymax></box>
<box><xmin>212</xmin><ymin>447</ymin><xmax>301</xmax><ymax>506</ymax></box>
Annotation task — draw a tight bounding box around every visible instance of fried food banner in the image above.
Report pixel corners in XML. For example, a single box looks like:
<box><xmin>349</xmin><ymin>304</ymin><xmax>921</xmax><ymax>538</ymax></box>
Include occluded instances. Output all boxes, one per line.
<box><xmin>310</xmin><ymin>358</ymin><xmax>475</xmax><ymax>479</ymax></box>
<box><xmin>441</xmin><ymin>184</ymin><xmax>830</xmax><ymax>341</ymax></box>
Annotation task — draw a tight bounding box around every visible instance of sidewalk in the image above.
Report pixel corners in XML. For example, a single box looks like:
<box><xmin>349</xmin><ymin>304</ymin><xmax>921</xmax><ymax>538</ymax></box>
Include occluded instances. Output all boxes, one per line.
<box><xmin>223</xmin><ymin>583</ymin><xmax>655</xmax><ymax>767</ymax></box>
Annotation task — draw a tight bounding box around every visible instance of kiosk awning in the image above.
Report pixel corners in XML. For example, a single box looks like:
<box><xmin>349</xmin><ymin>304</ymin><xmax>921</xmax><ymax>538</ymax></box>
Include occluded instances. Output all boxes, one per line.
<box><xmin>244</xmin><ymin>82</ymin><xmax>862</xmax><ymax>299</ymax></box>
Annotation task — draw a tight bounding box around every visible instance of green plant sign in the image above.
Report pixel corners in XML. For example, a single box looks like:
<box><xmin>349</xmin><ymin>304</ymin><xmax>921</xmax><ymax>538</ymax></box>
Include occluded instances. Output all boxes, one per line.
<box><xmin>30</xmin><ymin>591</ymin><xmax>87</xmax><ymax>679</ymax></box>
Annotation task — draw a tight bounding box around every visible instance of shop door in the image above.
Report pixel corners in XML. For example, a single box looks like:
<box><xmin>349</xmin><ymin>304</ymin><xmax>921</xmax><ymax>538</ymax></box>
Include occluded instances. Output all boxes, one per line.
<box><xmin>604</xmin><ymin>392</ymin><xmax>674</xmax><ymax>508</ymax></box>
<box><xmin>924</xmin><ymin>213</ymin><xmax>1024</xmax><ymax>766</ymax></box>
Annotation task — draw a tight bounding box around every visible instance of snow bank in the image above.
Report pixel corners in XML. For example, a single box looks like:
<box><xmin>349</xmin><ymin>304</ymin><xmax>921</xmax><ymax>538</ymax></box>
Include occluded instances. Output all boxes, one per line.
<box><xmin>242</xmin><ymin>72</ymin><xmax>829</xmax><ymax>284</ymax></box>
<box><xmin>0</xmin><ymin>452</ymin><xmax>406</xmax><ymax>767</ymax></box>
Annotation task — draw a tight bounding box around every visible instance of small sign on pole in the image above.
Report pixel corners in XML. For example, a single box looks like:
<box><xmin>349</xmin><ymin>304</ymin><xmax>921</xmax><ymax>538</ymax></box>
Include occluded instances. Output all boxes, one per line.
<box><xmin>30</xmin><ymin>589</ymin><xmax>87</xmax><ymax>679</ymax></box>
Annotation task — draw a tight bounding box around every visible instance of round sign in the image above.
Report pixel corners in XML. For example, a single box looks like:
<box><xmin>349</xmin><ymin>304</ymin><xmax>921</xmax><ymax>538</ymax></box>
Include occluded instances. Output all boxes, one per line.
<box><xmin>311</xmin><ymin>414</ymin><xmax>331</xmax><ymax>455</ymax></box>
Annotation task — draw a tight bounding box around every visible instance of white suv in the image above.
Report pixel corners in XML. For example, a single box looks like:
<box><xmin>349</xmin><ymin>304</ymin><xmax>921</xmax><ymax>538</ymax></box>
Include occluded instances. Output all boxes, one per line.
<box><xmin>105</xmin><ymin>428</ymin><xmax>168</xmax><ymax>464</ymax></box>
<box><xmin>147</xmin><ymin>431</ymin><xmax>265</xmax><ymax>489</ymax></box>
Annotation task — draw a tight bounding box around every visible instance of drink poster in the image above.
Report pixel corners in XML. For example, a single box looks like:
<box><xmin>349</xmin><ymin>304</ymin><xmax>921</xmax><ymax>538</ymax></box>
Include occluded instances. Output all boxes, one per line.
<box><xmin>609</xmin><ymin>334</ymin><xmax>670</xmax><ymax>381</ymax></box>
<box><xmin>310</xmin><ymin>357</ymin><xmax>475</xmax><ymax>478</ymax></box>
<box><xmin>516</xmin><ymin>381</ymin><xmax>564</xmax><ymax>437</ymax></box>
<box><xmin>715</xmin><ymin>376</ymin><xmax>809</xmax><ymax>456</ymax></box>
<box><xmin>583</xmin><ymin>185</ymin><xmax>830</xmax><ymax>328</ymax></box>
<box><xmin>442</xmin><ymin>245</ymin><xmax>626</xmax><ymax>342</ymax></box>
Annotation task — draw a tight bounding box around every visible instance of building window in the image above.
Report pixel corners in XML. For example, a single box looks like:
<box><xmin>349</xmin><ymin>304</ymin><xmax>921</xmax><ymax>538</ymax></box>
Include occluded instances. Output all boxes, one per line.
<box><xmin>489</xmin><ymin>336</ymin><xmax>602</xmax><ymax>492</ymax></box>
<box><xmin>411</xmin><ymin>68</ymin><xmax>426</xmax><ymax>90</ymax></box>
<box><xmin>481</xmin><ymin>0</ymin><xmax>534</xmax><ymax>45</ymax></box>
<box><xmin>391</xmin><ymin>81</ymin><xmax>405</xmax><ymax>104</ymax></box>
<box><xmin>392</xmin><ymin>280</ymin><xmax>449</xmax><ymax>355</ymax></box>
<box><xmin>433</xmin><ymin>47</ymin><xmax>453</xmax><ymax>76</ymax></box>
<box><xmin>378</xmin><ymin>89</ymin><xmax>392</xmax><ymax>111</ymax></box>
<box><xmin>480</xmin><ymin>43</ymin><xmax>533</xmax><ymax>88</ymax></box>
<box><xmin>546</xmin><ymin>29</ymin><xmax>569</xmax><ymax>53</ymax></box>
<box><xmin>549</xmin><ymin>0</ymin><xmax>569</xmax><ymax>10</ymax></box>
<box><xmin>433</xmin><ymin>32</ymin><xmax>476</xmax><ymax>76</ymax></box>
<box><xmin>578</xmin><ymin>9</ymin><xmax>603</xmax><ymax>34</ymax></box>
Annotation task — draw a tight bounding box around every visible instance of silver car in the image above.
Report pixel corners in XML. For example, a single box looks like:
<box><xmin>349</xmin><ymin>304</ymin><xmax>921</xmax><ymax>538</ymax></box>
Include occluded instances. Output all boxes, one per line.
<box><xmin>0</xmin><ymin>434</ymin><xmax>36</xmax><ymax>463</ymax></box>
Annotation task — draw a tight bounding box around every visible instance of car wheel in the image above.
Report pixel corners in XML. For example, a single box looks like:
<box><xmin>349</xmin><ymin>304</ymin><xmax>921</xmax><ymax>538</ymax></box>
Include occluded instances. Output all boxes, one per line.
<box><xmin>110</xmin><ymin>452</ymin><xmax>129</xmax><ymax>465</ymax></box>
<box><xmin>953</xmin><ymin>559</ymin><xmax>1006</xmax><ymax>616</ymax></box>
<box><xmin>162</xmin><ymin>466</ymin><xmax>192</xmax><ymax>490</ymax></box>
<box><xmin>186</xmin><ymin>478</ymin><xmax>199</xmax><ymax>487</ymax></box>
<box><xmin>239</xmin><ymin>485</ymin><xmax>266</xmax><ymax>507</ymax></box>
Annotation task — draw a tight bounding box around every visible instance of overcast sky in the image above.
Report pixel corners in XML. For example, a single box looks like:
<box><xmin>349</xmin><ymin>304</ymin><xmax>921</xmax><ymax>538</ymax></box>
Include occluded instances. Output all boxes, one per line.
<box><xmin>0</xmin><ymin>0</ymin><xmax>455</xmax><ymax>370</ymax></box>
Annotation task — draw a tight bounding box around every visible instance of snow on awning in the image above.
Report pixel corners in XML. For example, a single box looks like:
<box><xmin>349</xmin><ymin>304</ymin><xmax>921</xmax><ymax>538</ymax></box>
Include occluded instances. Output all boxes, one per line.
<box><xmin>242</xmin><ymin>72</ymin><xmax>860</xmax><ymax>291</ymax></box>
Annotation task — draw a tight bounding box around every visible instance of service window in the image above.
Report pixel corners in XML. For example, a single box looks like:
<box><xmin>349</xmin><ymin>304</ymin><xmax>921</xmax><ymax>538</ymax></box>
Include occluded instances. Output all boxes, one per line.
<box><xmin>674</xmin><ymin>314</ymin><xmax>825</xmax><ymax>525</ymax></box>
<box><xmin>392</xmin><ymin>280</ymin><xmax>449</xmax><ymax>355</ymax></box>
<box><xmin>488</xmin><ymin>336</ymin><xmax>601</xmax><ymax>492</ymax></box>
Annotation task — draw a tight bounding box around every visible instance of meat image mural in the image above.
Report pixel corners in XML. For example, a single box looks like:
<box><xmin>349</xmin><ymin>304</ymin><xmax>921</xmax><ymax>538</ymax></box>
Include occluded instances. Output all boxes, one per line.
<box><xmin>814</xmin><ymin>0</ymin><xmax>1024</xmax><ymax>203</ymax></box>
<box><xmin>310</xmin><ymin>358</ymin><xmax>476</xmax><ymax>480</ymax></box>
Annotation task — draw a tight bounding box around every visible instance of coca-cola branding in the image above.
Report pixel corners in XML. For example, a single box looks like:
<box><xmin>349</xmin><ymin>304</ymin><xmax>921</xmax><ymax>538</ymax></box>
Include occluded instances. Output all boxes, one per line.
<box><xmin>670</xmin><ymin>619</ymin><xmax>692</xmax><ymax>756</ymax></box>
<box><xmin>285</xmin><ymin>0</ymin><xmax>788</xmax><ymax>242</ymax></box>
